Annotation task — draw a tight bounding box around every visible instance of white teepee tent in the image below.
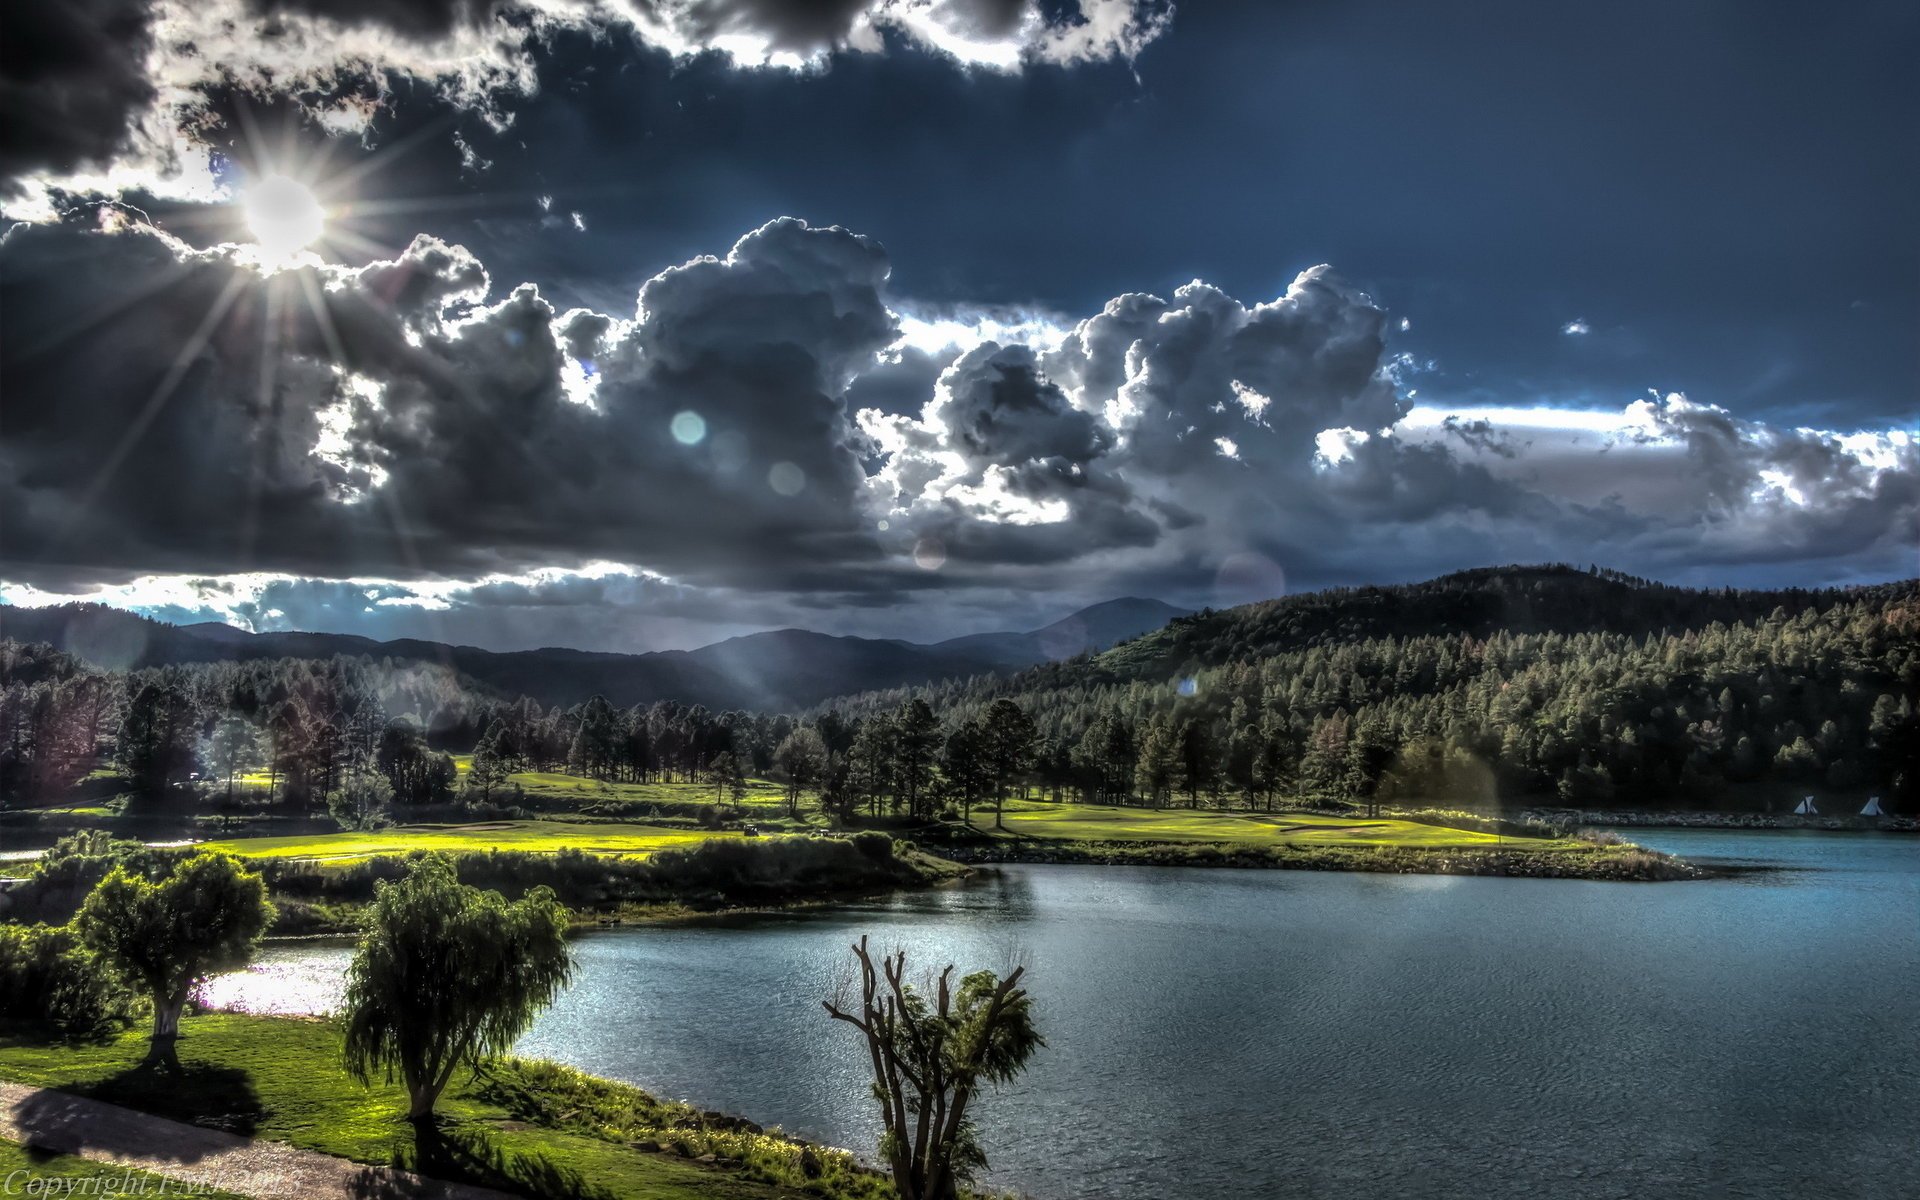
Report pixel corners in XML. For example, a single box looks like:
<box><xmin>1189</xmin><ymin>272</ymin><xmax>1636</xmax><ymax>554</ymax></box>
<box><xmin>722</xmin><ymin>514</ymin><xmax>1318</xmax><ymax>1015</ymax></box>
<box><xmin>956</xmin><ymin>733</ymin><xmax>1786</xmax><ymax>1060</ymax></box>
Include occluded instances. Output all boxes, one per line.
<box><xmin>1793</xmin><ymin>796</ymin><xmax>1818</xmax><ymax>815</ymax></box>
<box><xmin>1861</xmin><ymin>796</ymin><xmax>1884</xmax><ymax>817</ymax></box>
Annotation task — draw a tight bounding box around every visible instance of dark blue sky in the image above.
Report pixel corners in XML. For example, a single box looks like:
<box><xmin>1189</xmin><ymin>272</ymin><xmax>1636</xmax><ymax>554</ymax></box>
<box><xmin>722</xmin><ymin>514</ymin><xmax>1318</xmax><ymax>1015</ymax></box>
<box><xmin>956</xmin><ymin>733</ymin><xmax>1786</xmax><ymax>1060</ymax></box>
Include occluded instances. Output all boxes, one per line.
<box><xmin>411</xmin><ymin>0</ymin><xmax>1916</xmax><ymax>429</ymax></box>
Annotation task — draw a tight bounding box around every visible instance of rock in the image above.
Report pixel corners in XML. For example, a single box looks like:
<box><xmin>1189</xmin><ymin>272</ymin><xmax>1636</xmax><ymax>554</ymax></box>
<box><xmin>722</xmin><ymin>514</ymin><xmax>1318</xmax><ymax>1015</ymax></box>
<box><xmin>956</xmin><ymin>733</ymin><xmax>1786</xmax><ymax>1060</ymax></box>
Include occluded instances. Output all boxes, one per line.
<box><xmin>634</xmin><ymin>1140</ymin><xmax>662</xmax><ymax>1153</ymax></box>
<box><xmin>800</xmin><ymin>1147</ymin><xmax>824</xmax><ymax>1179</ymax></box>
<box><xmin>695</xmin><ymin>1153</ymin><xmax>718</xmax><ymax>1165</ymax></box>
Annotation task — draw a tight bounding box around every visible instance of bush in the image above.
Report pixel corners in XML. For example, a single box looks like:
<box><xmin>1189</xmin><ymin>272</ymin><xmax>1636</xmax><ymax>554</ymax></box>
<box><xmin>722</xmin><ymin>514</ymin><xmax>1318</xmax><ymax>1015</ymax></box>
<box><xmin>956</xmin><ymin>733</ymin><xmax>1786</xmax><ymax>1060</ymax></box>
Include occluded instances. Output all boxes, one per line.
<box><xmin>0</xmin><ymin>923</ymin><xmax>141</xmax><ymax>1036</ymax></box>
<box><xmin>849</xmin><ymin>830</ymin><xmax>895</xmax><ymax>861</ymax></box>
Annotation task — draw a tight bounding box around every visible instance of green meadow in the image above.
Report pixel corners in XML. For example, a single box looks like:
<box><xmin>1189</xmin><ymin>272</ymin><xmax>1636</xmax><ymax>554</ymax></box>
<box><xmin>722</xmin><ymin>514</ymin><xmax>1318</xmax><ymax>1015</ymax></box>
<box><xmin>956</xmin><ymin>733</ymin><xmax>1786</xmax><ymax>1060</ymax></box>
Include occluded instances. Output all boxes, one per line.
<box><xmin>970</xmin><ymin>799</ymin><xmax>1574</xmax><ymax>850</ymax></box>
<box><xmin>202</xmin><ymin>820</ymin><xmax>735</xmax><ymax>863</ymax></box>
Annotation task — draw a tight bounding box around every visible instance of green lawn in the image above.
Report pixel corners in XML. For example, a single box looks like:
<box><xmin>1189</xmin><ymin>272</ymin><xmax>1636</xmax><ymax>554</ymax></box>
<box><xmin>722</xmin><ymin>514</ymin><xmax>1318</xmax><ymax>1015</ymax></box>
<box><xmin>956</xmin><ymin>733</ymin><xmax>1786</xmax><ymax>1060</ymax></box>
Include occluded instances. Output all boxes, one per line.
<box><xmin>508</xmin><ymin>770</ymin><xmax>800</xmax><ymax>815</ymax></box>
<box><xmin>201</xmin><ymin>820</ymin><xmax>737</xmax><ymax>863</ymax></box>
<box><xmin>0</xmin><ymin>1015</ymin><xmax>825</xmax><ymax>1200</ymax></box>
<box><xmin>970</xmin><ymin>800</ymin><xmax>1572</xmax><ymax>850</ymax></box>
<box><xmin>0</xmin><ymin>1138</ymin><xmax>250</xmax><ymax>1200</ymax></box>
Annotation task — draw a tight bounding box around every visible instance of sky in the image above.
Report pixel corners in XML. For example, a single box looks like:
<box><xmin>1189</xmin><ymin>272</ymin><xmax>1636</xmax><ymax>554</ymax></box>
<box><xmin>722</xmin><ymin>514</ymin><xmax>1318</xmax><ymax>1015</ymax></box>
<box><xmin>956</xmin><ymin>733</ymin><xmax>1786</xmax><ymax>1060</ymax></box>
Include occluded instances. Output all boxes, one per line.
<box><xmin>1</xmin><ymin>0</ymin><xmax>1915</xmax><ymax>653</ymax></box>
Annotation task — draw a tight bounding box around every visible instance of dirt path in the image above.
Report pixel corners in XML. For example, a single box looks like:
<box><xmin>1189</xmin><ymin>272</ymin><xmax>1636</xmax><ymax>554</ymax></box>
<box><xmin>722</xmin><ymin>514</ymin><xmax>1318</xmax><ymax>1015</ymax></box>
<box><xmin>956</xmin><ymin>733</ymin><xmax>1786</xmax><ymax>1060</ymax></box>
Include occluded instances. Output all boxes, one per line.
<box><xmin>0</xmin><ymin>1081</ymin><xmax>519</xmax><ymax>1200</ymax></box>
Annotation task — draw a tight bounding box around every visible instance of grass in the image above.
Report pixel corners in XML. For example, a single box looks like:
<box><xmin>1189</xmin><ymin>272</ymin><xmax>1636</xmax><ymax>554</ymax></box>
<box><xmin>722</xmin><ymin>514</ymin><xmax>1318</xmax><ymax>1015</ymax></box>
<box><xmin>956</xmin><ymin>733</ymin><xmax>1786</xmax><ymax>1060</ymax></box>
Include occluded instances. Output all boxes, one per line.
<box><xmin>0</xmin><ymin>1014</ymin><xmax>864</xmax><ymax>1200</ymax></box>
<box><xmin>510</xmin><ymin>771</ymin><xmax>804</xmax><ymax>819</ymax></box>
<box><xmin>968</xmin><ymin>799</ymin><xmax>1578</xmax><ymax>850</ymax></box>
<box><xmin>201</xmin><ymin>821</ymin><xmax>738</xmax><ymax>863</ymax></box>
<box><xmin>0</xmin><ymin>1137</ymin><xmax>251</xmax><ymax>1199</ymax></box>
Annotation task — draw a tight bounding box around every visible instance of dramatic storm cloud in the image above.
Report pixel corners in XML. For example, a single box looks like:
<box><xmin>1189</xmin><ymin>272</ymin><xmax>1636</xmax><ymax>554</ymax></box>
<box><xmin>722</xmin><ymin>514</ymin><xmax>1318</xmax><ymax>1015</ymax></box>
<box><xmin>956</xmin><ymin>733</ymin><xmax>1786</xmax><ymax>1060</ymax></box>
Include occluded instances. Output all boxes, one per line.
<box><xmin>0</xmin><ymin>0</ymin><xmax>1913</xmax><ymax>649</ymax></box>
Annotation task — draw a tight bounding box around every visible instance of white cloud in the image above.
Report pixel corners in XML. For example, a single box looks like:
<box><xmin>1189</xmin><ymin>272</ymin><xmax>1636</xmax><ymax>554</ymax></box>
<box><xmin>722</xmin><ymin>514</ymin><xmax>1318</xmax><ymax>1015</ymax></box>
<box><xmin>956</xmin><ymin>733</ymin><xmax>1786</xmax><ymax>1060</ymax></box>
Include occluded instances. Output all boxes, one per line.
<box><xmin>3</xmin><ymin>212</ymin><xmax>1913</xmax><ymax>649</ymax></box>
<box><xmin>3</xmin><ymin>1</ymin><xmax>1175</xmax><ymax>217</ymax></box>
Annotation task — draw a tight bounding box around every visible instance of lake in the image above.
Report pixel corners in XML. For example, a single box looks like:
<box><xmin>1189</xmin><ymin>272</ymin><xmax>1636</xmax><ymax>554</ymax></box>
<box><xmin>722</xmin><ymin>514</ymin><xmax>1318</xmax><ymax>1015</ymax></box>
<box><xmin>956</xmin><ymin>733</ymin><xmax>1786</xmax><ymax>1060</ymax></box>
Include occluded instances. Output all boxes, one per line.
<box><xmin>204</xmin><ymin>830</ymin><xmax>1920</xmax><ymax>1199</ymax></box>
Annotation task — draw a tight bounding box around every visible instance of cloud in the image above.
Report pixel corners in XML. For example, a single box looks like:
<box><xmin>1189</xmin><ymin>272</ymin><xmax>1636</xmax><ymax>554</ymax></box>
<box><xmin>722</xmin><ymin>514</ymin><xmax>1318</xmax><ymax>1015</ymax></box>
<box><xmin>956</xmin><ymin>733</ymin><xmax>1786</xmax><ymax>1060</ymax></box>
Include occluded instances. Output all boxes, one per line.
<box><xmin>0</xmin><ymin>0</ymin><xmax>1174</xmax><ymax>214</ymax></box>
<box><xmin>0</xmin><ymin>0</ymin><xmax>158</xmax><ymax>190</ymax></box>
<box><xmin>1562</xmin><ymin>318</ymin><xmax>1590</xmax><ymax>335</ymax></box>
<box><xmin>3</xmin><ymin>211</ymin><xmax>1913</xmax><ymax>650</ymax></box>
<box><xmin>0</xmin><ymin>215</ymin><xmax>896</xmax><ymax>589</ymax></box>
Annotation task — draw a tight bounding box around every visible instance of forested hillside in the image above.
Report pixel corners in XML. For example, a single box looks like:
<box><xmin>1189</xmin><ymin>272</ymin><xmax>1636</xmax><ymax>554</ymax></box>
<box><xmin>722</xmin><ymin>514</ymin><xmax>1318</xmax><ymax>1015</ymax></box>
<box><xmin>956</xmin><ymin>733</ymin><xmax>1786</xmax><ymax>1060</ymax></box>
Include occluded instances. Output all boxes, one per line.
<box><xmin>815</xmin><ymin>567</ymin><xmax>1920</xmax><ymax>811</ymax></box>
<box><xmin>4</xmin><ymin>567</ymin><xmax>1914</xmax><ymax>817</ymax></box>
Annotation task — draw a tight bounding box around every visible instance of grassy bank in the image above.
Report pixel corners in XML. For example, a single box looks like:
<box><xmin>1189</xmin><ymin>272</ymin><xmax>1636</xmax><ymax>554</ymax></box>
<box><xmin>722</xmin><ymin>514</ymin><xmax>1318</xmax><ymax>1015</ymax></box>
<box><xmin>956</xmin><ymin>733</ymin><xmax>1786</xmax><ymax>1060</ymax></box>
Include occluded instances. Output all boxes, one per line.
<box><xmin>0</xmin><ymin>1013</ymin><xmax>886</xmax><ymax>1199</ymax></box>
<box><xmin>940</xmin><ymin>838</ymin><xmax>1699</xmax><ymax>880</ymax></box>
<box><xmin>951</xmin><ymin>800</ymin><xmax>1697</xmax><ymax>880</ymax></box>
<box><xmin>967</xmin><ymin>800</ymin><xmax>1567</xmax><ymax>849</ymax></box>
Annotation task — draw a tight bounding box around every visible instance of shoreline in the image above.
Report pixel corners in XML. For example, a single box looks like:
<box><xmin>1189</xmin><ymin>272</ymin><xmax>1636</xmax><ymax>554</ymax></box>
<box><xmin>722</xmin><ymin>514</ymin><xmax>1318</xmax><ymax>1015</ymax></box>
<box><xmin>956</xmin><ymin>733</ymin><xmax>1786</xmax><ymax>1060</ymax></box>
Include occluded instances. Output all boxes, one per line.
<box><xmin>1521</xmin><ymin>807</ymin><xmax>1916</xmax><ymax>833</ymax></box>
<box><xmin>934</xmin><ymin>839</ymin><xmax>1704</xmax><ymax>881</ymax></box>
<box><xmin>0</xmin><ymin>1013</ymin><xmax>889</xmax><ymax>1200</ymax></box>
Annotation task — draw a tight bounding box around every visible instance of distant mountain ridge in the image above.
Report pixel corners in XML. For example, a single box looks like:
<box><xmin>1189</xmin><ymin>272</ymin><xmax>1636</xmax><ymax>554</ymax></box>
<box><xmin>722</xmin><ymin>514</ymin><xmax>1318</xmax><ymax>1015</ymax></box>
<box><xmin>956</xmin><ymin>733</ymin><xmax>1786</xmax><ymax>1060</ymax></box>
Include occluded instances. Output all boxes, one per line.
<box><xmin>812</xmin><ymin>563</ymin><xmax>1920</xmax><ymax>721</ymax></box>
<box><xmin>0</xmin><ymin>596</ymin><xmax>1191</xmax><ymax>711</ymax></box>
<box><xmin>1092</xmin><ymin>564</ymin><xmax>1915</xmax><ymax>681</ymax></box>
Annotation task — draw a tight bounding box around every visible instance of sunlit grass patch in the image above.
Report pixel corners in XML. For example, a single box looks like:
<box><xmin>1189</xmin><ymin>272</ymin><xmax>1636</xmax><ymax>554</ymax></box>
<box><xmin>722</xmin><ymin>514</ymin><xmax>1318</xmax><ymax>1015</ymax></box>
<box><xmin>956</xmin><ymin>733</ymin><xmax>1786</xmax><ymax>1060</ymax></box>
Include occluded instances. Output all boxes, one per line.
<box><xmin>202</xmin><ymin>820</ymin><xmax>735</xmax><ymax>863</ymax></box>
<box><xmin>970</xmin><ymin>800</ymin><xmax>1574</xmax><ymax>850</ymax></box>
<box><xmin>510</xmin><ymin>770</ymin><xmax>793</xmax><ymax>810</ymax></box>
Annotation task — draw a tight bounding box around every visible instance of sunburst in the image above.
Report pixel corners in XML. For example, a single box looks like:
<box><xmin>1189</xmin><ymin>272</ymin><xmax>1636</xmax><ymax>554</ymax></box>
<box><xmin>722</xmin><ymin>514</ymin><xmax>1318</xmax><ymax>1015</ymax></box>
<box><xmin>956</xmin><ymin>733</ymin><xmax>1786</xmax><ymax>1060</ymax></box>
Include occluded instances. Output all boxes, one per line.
<box><xmin>241</xmin><ymin>174</ymin><xmax>327</xmax><ymax>265</ymax></box>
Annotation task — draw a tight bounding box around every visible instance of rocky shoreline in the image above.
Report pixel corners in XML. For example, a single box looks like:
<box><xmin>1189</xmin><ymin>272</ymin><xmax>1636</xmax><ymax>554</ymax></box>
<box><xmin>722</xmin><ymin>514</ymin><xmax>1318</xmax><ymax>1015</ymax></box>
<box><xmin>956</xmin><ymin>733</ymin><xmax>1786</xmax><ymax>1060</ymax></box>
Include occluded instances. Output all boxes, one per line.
<box><xmin>937</xmin><ymin>840</ymin><xmax>1705</xmax><ymax>881</ymax></box>
<box><xmin>1522</xmin><ymin>807</ymin><xmax>1916</xmax><ymax>833</ymax></box>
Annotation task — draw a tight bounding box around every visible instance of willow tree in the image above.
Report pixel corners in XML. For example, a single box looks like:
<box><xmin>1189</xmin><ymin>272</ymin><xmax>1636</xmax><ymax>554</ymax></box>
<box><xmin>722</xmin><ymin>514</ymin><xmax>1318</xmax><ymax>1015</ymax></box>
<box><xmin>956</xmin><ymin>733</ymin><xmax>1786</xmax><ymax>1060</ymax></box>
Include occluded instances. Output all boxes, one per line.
<box><xmin>824</xmin><ymin>936</ymin><xmax>1043</xmax><ymax>1200</ymax></box>
<box><xmin>77</xmin><ymin>852</ymin><xmax>275</xmax><ymax>1068</ymax></box>
<box><xmin>341</xmin><ymin>855</ymin><xmax>573</xmax><ymax>1123</ymax></box>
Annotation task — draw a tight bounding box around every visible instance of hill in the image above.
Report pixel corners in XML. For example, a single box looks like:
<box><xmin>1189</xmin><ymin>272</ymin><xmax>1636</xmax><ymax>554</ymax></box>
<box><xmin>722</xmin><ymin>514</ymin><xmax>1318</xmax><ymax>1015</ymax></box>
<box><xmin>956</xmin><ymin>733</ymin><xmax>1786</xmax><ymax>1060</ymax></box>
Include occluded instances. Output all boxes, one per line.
<box><xmin>811</xmin><ymin>564</ymin><xmax>1920</xmax><ymax>811</ymax></box>
<box><xmin>0</xmin><ymin>595</ymin><xmax>1189</xmax><ymax>712</ymax></box>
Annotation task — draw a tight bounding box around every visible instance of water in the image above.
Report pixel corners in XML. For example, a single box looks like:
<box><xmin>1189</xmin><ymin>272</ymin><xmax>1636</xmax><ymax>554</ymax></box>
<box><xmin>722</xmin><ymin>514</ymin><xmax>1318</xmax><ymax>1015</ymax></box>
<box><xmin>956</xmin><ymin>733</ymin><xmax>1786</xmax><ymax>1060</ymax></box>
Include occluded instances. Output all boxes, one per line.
<box><xmin>206</xmin><ymin>830</ymin><xmax>1920</xmax><ymax>1199</ymax></box>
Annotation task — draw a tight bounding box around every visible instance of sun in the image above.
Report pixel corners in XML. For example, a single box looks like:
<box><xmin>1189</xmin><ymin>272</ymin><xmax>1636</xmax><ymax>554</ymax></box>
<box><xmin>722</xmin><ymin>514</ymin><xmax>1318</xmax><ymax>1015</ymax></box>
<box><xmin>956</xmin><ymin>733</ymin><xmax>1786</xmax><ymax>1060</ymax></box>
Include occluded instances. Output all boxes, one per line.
<box><xmin>241</xmin><ymin>175</ymin><xmax>326</xmax><ymax>263</ymax></box>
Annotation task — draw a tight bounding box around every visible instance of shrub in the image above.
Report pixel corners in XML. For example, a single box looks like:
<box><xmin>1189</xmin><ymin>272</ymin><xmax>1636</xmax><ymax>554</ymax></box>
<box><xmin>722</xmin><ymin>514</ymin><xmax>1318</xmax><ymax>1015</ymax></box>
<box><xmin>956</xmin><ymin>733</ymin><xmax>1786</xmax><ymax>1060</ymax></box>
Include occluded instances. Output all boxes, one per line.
<box><xmin>849</xmin><ymin>830</ymin><xmax>895</xmax><ymax>861</ymax></box>
<box><xmin>0</xmin><ymin>923</ymin><xmax>141</xmax><ymax>1036</ymax></box>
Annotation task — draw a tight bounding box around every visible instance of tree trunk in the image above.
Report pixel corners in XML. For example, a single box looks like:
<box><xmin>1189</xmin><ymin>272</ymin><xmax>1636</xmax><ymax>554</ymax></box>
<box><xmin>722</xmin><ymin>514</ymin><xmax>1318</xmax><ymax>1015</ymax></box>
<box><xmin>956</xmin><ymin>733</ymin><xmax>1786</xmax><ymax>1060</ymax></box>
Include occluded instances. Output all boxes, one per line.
<box><xmin>144</xmin><ymin>989</ymin><xmax>188</xmax><ymax>1070</ymax></box>
<box><xmin>407</xmin><ymin>1076</ymin><xmax>447</xmax><ymax>1123</ymax></box>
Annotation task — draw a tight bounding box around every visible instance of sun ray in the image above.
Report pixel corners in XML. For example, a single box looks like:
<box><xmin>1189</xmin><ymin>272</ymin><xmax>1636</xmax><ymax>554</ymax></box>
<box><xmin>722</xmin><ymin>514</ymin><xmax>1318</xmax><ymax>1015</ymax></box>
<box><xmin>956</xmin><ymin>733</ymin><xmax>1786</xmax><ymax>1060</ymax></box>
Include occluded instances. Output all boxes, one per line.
<box><xmin>52</xmin><ymin>271</ymin><xmax>252</xmax><ymax>549</ymax></box>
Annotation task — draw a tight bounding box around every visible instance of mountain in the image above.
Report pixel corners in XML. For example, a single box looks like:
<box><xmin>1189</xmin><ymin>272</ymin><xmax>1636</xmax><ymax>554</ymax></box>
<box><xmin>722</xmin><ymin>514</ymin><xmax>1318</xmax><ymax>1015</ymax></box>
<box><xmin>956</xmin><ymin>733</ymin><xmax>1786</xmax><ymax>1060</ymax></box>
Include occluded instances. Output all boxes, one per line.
<box><xmin>0</xmin><ymin>595</ymin><xmax>1191</xmax><ymax>712</ymax></box>
<box><xmin>820</xmin><ymin>563</ymin><xmax>1920</xmax><ymax>715</ymax></box>
<box><xmin>810</xmin><ymin>564</ymin><xmax>1920</xmax><ymax>810</ymax></box>
<box><xmin>931</xmin><ymin>597</ymin><xmax>1193</xmax><ymax>669</ymax></box>
<box><xmin>1090</xmin><ymin>564</ymin><xmax>1902</xmax><ymax>681</ymax></box>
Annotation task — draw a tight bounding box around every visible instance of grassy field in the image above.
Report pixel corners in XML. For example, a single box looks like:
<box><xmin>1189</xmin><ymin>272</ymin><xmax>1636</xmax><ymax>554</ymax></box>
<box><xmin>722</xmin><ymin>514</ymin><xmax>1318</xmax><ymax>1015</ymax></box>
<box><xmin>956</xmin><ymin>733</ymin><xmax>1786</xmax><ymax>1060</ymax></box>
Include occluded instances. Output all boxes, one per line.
<box><xmin>202</xmin><ymin>820</ymin><xmax>736</xmax><ymax>863</ymax></box>
<box><xmin>509</xmin><ymin>770</ymin><xmax>801</xmax><ymax>816</ymax></box>
<box><xmin>0</xmin><ymin>1014</ymin><xmax>878</xmax><ymax>1200</ymax></box>
<box><xmin>970</xmin><ymin>800</ymin><xmax>1578</xmax><ymax>850</ymax></box>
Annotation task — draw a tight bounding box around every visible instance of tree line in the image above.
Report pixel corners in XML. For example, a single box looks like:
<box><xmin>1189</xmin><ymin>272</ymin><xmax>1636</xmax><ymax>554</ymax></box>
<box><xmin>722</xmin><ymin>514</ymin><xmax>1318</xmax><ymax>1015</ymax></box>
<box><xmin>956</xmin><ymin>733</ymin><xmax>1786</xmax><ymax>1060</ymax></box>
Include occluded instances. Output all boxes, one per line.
<box><xmin>6</xmin><ymin>567</ymin><xmax>1915</xmax><ymax>817</ymax></box>
<box><xmin>814</xmin><ymin>585</ymin><xmax>1920</xmax><ymax>812</ymax></box>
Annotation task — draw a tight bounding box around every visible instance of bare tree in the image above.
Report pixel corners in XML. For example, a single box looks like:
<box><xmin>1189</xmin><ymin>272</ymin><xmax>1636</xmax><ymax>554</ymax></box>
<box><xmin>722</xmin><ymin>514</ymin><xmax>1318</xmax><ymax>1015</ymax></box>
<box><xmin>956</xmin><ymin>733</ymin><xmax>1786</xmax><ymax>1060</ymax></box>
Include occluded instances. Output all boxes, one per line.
<box><xmin>823</xmin><ymin>936</ymin><xmax>1042</xmax><ymax>1200</ymax></box>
